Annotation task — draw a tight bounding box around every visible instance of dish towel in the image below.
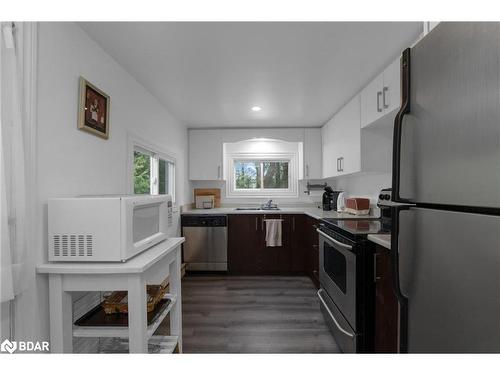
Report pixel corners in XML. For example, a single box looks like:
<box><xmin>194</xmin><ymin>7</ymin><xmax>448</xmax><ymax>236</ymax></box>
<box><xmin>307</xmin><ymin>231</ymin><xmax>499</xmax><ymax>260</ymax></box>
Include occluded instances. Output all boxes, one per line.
<box><xmin>265</xmin><ymin>219</ymin><xmax>283</xmax><ymax>247</ymax></box>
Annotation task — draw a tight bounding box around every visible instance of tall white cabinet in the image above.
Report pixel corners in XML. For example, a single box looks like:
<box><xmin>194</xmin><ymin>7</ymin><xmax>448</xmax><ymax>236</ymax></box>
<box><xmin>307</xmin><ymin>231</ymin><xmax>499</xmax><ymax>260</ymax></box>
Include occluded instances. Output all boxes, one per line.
<box><xmin>188</xmin><ymin>129</ymin><xmax>223</xmax><ymax>180</ymax></box>
<box><xmin>321</xmin><ymin>95</ymin><xmax>361</xmax><ymax>178</ymax></box>
<box><xmin>303</xmin><ymin>128</ymin><xmax>322</xmax><ymax>179</ymax></box>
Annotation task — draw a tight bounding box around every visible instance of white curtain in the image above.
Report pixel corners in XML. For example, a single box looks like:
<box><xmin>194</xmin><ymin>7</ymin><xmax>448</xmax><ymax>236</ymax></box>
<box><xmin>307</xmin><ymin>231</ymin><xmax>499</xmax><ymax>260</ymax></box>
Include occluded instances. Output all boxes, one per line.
<box><xmin>0</xmin><ymin>22</ymin><xmax>28</xmax><ymax>303</ymax></box>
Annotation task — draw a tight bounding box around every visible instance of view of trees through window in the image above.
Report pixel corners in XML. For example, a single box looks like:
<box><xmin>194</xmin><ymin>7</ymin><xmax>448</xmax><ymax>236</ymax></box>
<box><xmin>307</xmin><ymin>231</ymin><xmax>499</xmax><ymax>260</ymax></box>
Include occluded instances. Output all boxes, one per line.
<box><xmin>235</xmin><ymin>160</ymin><xmax>289</xmax><ymax>190</ymax></box>
<box><xmin>134</xmin><ymin>150</ymin><xmax>151</xmax><ymax>194</ymax></box>
<box><xmin>134</xmin><ymin>148</ymin><xmax>174</xmax><ymax>197</ymax></box>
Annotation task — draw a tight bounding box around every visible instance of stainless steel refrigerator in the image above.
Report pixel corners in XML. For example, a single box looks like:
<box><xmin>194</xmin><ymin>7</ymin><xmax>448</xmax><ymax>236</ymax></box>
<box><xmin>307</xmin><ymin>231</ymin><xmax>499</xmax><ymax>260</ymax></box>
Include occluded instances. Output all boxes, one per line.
<box><xmin>391</xmin><ymin>22</ymin><xmax>500</xmax><ymax>353</ymax></box>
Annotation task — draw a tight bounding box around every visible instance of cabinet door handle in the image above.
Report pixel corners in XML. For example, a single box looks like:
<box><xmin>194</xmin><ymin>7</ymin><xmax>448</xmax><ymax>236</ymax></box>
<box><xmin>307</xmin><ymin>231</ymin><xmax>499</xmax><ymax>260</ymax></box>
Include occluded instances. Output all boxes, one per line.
<box><xmin>306</xmin><ymin>164</ymin><xmax>309</xmax><ymax>178</ymax></box>
<box><xmin>377</xmin><ymin>91</ymin><xmax>382</xmax><ymax>112</ymax></box>
<box><xmin>336</xmin><ymin>158</ymin><xmax>340</xmax><ymax>172</ymax></box>
<box><xmin>217</xmin><ymin>165</ymin><xmax>221</xmax><ymax>179</ymax></box>
<box><xmin>383</xmin><ymin>86</ymin><xmax>389</xmax><ymax>109</ymax></box>
<box><xmin>255</xmin><ymin>217</ymin><xmax>258</xmax><ymax>231</ymax></box>
<box><xmin>292</xmin><ymin>217</ymin><xmax>296</xmax><ymax>231</ymax></box>
<box><xmin>340</xmin><ymin>157</ymin><xmax>344</xmax><ymax>172</ymax></box>
<box><xmin>374</xmin><ymin>253</ymin><xmax>381</xmax><ymax>283</ymax></box>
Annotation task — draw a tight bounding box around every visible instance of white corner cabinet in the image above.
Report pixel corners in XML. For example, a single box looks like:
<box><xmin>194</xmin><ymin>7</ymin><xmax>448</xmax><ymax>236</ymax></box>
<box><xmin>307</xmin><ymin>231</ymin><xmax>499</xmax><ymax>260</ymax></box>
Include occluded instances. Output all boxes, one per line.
<box><xmin>322</xmin><ymin>95</ymin><xmax>361</xmax><ymax>178</ymax></box>
<box><xmin>302</xmin><ymin>128</ymin><xmax>322</xmax><ymax>179</ymax></box>
<box><xmin>188</xmin><ymin>129</ymin><xmax>223</xmax><ymax>180</ymax></box>
<box><xmin>360</xmin><ymin>58</ymin><xmax>400</xmax><ymax>129</ymax></box>
<box><xmin>321</xmin><ymin>93</ymin><xmax>393</xmax><ymax>179</ymax></box>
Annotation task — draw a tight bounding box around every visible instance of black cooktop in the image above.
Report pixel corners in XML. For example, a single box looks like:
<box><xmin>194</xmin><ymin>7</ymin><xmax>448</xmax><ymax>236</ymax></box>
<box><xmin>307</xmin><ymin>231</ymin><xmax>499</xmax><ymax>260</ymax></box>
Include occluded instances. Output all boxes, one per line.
<box><xmin>320</xmin><ymin>218</ymin><xmax>391</xmax><ymax>240</ymax></box>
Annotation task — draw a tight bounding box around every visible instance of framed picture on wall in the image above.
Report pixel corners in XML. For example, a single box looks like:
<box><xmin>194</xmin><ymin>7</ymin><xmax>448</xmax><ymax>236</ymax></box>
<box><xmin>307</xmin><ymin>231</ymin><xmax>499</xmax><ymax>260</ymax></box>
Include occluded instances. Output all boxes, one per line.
<box><xmin>78</xmin><ymin>77</ymin><xmax>110</xmax><ymax>139</ymax></box>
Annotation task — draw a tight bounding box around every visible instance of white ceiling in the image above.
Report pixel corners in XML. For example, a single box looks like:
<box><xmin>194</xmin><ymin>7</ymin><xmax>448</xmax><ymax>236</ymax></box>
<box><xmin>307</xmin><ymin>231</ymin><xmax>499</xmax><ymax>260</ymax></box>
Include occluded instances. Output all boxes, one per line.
<box><xmin>79</xmin><ymin>22</ymin><xmax>422</xmax><ymax>128</ymax></box>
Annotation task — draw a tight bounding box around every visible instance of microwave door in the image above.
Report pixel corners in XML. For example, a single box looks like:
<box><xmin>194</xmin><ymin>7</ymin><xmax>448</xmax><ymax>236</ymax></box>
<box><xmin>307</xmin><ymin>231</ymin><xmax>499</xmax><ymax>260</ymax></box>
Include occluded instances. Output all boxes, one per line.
<box><xmin>393</xmin><ymin>22</ymin><xmax>500</xmax><ymax>208</ymax></box>
<box><xmin>133</xmin><ymin>204</ymin><xmax>161</xmax><ymax>244</ymax></box>
<box><xmin>392</xmin><ymin>206</ymin><xmax>500</xmax><ymax>353</ymax></box>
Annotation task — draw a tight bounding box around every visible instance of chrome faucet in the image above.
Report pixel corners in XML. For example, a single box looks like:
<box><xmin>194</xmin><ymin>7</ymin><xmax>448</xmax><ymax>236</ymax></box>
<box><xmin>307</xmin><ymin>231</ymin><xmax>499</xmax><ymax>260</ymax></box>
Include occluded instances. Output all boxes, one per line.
<box><xmin>261</xmin><ymin>199</ymin><xmax>277</xmax><ymax>210</ymax></box>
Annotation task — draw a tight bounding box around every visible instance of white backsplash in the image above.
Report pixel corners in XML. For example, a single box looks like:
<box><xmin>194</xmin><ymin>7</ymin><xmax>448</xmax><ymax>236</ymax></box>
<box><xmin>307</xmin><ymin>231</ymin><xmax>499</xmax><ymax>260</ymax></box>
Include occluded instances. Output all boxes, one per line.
<box><xmin>325</xmin><ymin>172</ymin><xmax>392</xmax><ymax>204</ymax></box>
<box><xmin>190</xmin><ymin>172</ymin><xmax>391</xmax><ymax>208</ymax></box>
<box><xmin>191</xmin><ymin>179</ymin><xmax>325</xmax><ymax>207</ymax></box>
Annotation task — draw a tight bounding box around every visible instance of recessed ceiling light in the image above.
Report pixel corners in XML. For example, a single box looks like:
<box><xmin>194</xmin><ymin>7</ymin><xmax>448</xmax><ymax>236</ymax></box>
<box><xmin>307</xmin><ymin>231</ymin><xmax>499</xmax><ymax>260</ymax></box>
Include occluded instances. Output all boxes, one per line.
<box><xmin>251</xmin><ymin>106</ymin><xmax>262</xmax><ymax>112</ymax></box>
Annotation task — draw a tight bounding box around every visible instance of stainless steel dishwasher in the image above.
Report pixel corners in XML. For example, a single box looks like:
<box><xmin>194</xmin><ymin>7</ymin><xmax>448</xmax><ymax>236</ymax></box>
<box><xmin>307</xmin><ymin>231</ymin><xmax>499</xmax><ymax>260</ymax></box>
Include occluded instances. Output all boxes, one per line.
<box><xmin>181</xmin><ymin>215</ymin><xmax>228</xmax><ymax>271</ymax></box>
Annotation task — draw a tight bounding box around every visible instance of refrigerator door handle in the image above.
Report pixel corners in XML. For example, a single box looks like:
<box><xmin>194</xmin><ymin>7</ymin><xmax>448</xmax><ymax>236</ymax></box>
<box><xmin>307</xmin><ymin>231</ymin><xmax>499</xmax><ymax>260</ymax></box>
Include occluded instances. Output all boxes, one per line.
<box><xmin>392</xmin><ymin>47</ymin><xmax>412</xmax><ymax>203</ymax></box>
<box><xmin>390</xmin><ymin>205</ymin><xmax>410</xmax><ymax>353</ymax></box>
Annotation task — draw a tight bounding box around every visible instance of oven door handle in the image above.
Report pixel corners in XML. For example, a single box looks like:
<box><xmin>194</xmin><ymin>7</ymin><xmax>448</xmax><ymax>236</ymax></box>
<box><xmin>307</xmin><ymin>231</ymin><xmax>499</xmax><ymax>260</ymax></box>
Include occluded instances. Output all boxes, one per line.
<box><xmin>317</xmin><ymin>289</ymin><xmax>354</xmax><ymax>338</ymax></box>
<box><xmin>317</xmin><ymin>229</ymin><xmax>352</xmax><ymax>250</ymax></box>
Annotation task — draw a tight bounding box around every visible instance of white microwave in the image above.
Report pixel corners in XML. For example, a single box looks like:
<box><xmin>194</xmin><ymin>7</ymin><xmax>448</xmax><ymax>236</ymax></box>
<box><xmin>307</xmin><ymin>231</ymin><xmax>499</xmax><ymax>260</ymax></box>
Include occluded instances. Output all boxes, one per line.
<box><xmin>48</xmin><ymin>195</ymin><xmax>173</xmax><ymax>262</ymax></box>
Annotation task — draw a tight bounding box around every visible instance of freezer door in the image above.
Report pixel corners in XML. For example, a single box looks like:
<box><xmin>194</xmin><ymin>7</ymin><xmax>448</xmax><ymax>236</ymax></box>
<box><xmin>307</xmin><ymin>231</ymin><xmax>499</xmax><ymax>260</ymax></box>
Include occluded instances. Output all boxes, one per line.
<box><xmin>397</xmin><ymin>22</ymin><xmax>500</xmax><ymax>208</ymax></box>
<box><xmin>395</xmin><ymin>207</ymin><xmax>500</xmax><ymax>353</ymax></box>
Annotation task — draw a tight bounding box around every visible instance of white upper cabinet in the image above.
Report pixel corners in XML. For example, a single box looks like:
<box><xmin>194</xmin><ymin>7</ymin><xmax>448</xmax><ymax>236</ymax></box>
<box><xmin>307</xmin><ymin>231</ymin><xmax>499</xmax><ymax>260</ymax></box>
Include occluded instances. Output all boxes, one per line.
<box><xmin>321</xmin><ymin>117</ymin><xmax>336</xmax><ymax>178</ymax></box>
<box><xmin>322</xmin><ymin>95</ymin><xmax>361</xmax><ymax>178</ymax></box>
<box><xmin>382</xmin><ymin>58</ymin><xmax>401</xmax><ymax>115</ymax></box>
<box><xmin>336</xmin><ymin>95</ymin><xmax>361</xmax><ymax>175</ymax></box>
<box><xmin>360</xmin><ymin>57</ymin><xmax>401</xmax><ymax>128</ymax></box>
<box><xmin>360</xmin><ymin>74</ymin><xmax>384</xmax><ymax>127</ymax></box>
<box><xmin>303</xmin><ymin>128</ymin><xmax>322</xmax><ymax>179</ymax></box>
<box><xmin>188</xmin><ymin>129</ymin><xmax>223</xmax><ymax>180</ymax></box>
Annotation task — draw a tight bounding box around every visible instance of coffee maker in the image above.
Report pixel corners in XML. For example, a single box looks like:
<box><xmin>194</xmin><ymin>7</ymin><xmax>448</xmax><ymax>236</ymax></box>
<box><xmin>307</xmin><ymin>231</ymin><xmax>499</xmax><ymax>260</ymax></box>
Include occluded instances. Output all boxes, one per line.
<box><xmin>322</xmin><ymin>186</ymin><xmax>342</xmax><ymax>211</ymax></box>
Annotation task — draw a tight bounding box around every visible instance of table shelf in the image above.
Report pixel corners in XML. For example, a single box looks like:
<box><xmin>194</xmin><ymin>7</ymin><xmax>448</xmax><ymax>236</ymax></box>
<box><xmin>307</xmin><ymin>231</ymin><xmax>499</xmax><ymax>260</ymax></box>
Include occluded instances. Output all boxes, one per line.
<box><xmin>97</xmin><ymin>335</ymin><xmax>179</xmax><ymax>354</ymax></box>
<box><xmin>37</xmin><ymin>237</ymin><xmax>184</xmax><ymax>353</ymax></box>
<box><xmin>73</xmin><ymin>294</ymin><xmax>177</xmax><ymax>339</ymax></box>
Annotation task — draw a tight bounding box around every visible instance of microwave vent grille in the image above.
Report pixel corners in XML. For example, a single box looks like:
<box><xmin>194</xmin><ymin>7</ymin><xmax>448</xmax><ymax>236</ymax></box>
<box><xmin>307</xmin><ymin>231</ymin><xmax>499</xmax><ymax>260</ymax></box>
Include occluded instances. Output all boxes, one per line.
<box><xmin>52</xmin><ymin>234</ymin><xmax>93</xmax><ymax>257</ymax></box>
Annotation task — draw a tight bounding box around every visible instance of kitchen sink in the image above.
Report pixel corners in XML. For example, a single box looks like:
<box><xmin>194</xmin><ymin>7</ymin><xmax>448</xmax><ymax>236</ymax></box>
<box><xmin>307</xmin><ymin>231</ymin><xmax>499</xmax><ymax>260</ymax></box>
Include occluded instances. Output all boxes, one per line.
<box><xmin>234</xmin><ymin>207</ymin><xmax>281</xmax><ymax>211</ymax></box>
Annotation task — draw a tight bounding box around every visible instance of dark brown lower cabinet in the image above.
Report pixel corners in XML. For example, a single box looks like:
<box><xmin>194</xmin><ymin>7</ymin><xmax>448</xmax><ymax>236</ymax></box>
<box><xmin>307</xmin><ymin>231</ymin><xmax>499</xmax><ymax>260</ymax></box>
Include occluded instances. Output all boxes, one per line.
<box><xmin>227</xmin><ymin>214</ymin><xmax>320</xmax><ymax>287</ymax></box>
<box><xmin>258</xmin><ymin>213</ymin><xmax>292</xmax><ymax>273</ymax></box>
<box><xmin>228</xmin><ymin>214</ymin><xmax>296</xmax><ymax>274</ymax></box>
<box><xmin>290</xmin><ymin>214</ymin><xmax>306</xmax><ymax>272</ymax></box>
<box><xmin>304</xmin><ymin>216</ymin><xmax>320</xmax><ymax>289</ymax></box>
<box><xmin>374</xmin><ymin>244</ymin><xmax>399</xmax><ymax>353</ymax></box>
<box><xmin>227</xmin><ymin>215</ymin><xmax>261</xmax><ymax>273</ymax></box>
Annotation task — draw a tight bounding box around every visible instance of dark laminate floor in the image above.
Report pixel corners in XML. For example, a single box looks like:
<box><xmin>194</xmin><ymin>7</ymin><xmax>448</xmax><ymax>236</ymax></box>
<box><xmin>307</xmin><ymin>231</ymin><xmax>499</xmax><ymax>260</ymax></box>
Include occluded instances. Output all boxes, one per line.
<box><xmin>157</xmin><ymin>275</ymin><xmax>340</xmax><ymax>353</ymax></box>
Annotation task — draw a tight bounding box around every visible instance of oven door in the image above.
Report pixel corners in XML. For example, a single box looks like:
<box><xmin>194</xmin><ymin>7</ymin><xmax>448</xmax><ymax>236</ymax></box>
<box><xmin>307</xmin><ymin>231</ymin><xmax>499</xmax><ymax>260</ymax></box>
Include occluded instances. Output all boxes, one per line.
<box><xmin>318</xmin><ymin>228</ymin><xmax>357</xmax><ymax>330</ymax></box>
<box><xmin>318</xmin><ymin>288</ymin><xmax>356</xmax><ymax>353</ymax></box>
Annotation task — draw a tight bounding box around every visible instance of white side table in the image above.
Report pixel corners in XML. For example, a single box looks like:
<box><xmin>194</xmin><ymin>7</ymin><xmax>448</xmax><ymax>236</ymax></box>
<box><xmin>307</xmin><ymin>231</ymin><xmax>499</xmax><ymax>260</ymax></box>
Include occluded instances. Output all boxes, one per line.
<box><xmin>37</xmin><ymin>237</ymin><xmax>185</xmax><ymax>353</ymax></box>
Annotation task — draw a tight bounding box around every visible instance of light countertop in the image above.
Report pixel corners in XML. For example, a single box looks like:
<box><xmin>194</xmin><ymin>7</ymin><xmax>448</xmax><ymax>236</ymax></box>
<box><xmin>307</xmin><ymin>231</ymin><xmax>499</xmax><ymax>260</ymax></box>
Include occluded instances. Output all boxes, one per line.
<box><xmin>37</xmin><ymin>237</ymin><xmax>185</xmax><ymax>274</ymax></box>
<box><xmin>181</xmin><ymin>206</ymin><xmax>379</xmax><ymax>220</ymax></box>
<box><xmin>367</xmin><ymin>234</ymin><xmax>391</xmax><ymax>249</ymax></box>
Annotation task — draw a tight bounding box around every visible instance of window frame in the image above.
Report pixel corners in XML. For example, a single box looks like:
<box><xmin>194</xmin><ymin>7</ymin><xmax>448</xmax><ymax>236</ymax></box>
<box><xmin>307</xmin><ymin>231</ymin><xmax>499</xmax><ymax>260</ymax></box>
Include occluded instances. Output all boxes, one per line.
<box><xmin>127</xmin><ymin>134</ymin><xmax>177</xmax><ymax>204</ymax></box>
<box><xmin>226</xmin><ymin>152</ymin><xmax>298</xmax><ymax>198</ymax></box>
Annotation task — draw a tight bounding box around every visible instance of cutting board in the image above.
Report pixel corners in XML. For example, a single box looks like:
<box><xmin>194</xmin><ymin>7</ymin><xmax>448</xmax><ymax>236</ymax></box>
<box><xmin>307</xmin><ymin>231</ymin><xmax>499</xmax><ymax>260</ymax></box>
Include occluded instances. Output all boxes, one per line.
<box><xmin>194</xmin><ymin>188</ymin><xmax>221</xmax><ymax>208</ymax></box>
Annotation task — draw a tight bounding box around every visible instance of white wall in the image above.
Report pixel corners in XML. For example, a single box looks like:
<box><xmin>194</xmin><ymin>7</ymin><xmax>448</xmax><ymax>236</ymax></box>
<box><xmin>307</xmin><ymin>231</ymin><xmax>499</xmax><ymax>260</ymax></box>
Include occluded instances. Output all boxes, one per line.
<box><xmin>325</xmin><ymin>172</ymin><xmax>392</xmax><ymax>203</ymax></box>
<box><xmin>191</xmin><ymin>127</ymin><xmax>326</xmax><ymax>206</ymax></box>
<box><xmin>13</xmin><ymin>22</ymin><xmax>189</xmax><ymax>345</ymax></box>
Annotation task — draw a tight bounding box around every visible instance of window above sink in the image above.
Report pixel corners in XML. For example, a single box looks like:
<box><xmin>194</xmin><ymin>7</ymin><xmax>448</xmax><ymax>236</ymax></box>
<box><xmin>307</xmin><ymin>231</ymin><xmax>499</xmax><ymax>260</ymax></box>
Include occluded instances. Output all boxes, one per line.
<box><xmin>224</xmin><ymin>139</ymin><xmax>300</xmax><ymax>198</ymax></box>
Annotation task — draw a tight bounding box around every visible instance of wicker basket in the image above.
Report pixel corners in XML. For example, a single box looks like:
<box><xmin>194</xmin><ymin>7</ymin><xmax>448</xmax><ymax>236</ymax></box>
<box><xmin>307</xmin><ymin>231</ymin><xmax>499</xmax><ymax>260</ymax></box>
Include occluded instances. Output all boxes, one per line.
<box><xmin>102</xmin><ymin>278</ymin><xmax>169</xmax><ymax>315</ymax></box>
